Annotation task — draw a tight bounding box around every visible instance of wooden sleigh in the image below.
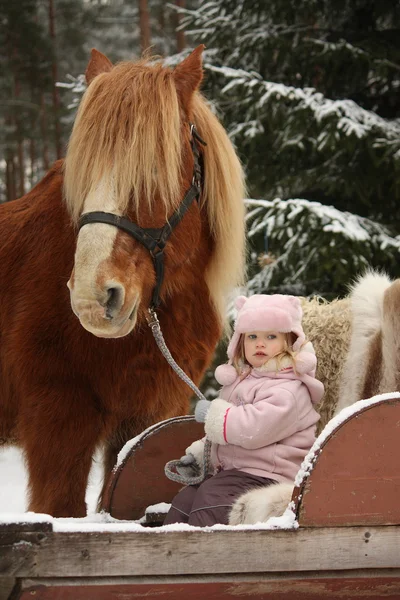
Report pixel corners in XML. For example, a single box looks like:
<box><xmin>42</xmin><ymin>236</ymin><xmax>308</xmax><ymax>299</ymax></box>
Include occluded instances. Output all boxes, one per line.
<box><xmin>2</xmin><ymin>392</ymin><xmax>400</xmax><ymax>600</ymax></box>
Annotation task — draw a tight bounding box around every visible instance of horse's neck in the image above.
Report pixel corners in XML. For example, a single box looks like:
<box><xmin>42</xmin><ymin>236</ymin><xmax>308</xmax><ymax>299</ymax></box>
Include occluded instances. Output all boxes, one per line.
<box><xmin>2</xmin><ymin>161</ymin><xmax>65</xmax><ymax>223</ymax></box>
<box><xmin>0</xmin><ymin>160</ymin><xmax>74</xmax><ymax>282</ymax></box>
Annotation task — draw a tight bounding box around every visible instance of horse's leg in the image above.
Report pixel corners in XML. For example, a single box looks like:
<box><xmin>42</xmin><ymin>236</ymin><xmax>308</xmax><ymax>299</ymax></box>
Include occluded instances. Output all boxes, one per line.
<box><xmin>0</xmin><ymin>404</ymin><xmax>17</xmax><ymax>446</ymax></box>
<box><xmin>0</xmin><ymin>371</ymin><xmax>18</xmax><ymax>445</ymax></box>
<box><xmin>21</xmin><ymin>386</ymin><xmax>107</xmax><ymax>518</ymax></box>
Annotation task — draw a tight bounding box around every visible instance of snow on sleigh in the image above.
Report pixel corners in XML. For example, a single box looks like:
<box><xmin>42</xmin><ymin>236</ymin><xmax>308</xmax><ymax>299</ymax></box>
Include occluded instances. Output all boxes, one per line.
<box><xmin>1</xmin><ymin>273</ymin><xmax>400</xmax><ymax>599</ymax></box>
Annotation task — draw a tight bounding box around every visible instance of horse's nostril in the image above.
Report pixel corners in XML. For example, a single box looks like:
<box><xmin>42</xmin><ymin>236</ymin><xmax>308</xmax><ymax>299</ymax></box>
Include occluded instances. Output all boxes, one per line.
<box><xmin>105</xmin><ymin>285</ymin><xmax>124</xmax><ymax>319</ymax></box>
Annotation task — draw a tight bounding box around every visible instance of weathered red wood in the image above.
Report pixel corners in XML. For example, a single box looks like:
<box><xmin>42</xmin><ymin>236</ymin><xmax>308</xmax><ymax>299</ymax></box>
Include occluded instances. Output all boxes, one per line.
<box><xmin>294</xmin><ymin>396</ymin><xmax>400</xmax><ymax>526</ymax></box>
<box><xmin>14</xmin><ymin>575</ymin><xmax>400</xmax><ymax>600</ymax></box>
<box><xmin>101</xmin><ymin>415</ymin><xmax>203</xmax><ymax>520</ymax></box>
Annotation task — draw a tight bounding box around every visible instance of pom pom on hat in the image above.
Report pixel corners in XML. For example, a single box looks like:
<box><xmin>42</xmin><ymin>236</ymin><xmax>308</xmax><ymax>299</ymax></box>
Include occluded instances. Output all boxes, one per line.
<box><xmin>215</xmin><ymin>364</ymin><xmax>237</xmax><ymax>386</ymax></box>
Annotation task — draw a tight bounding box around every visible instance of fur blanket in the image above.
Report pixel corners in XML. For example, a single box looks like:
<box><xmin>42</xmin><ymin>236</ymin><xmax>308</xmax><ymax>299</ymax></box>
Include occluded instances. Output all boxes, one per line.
<box><xmin>229</xmin><ymin>272</ymin><xmax>400</xmax><ymax>525</ymax></box>
<box><xmin>301</xmin><ymin>296</ymin><xmax>351</xmax><ymax>433</ymax></box>
<box><xmin>335</xmin><ymin>272</ymin><xmax>400</xmax><ymax>413</ymax></box>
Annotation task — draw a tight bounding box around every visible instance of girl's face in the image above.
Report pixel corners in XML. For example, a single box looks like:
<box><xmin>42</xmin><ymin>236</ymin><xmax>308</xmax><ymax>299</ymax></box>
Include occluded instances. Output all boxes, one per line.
<box><xmin>243</xmin><ymin>331</ymin><xmax>286</xmax><ymax>368</ymax></box>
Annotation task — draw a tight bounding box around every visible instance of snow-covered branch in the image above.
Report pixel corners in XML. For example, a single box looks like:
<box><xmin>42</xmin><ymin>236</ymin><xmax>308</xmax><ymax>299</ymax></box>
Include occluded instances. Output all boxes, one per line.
<box><xmin>245</xmin><ymin>198</ymin><xmax>400</xmax><ymax>297</ymax></box>
<box><xmin>208</xmin><ymin>64</ymin><xmax>400</xmax><ymax>142</ymax></box>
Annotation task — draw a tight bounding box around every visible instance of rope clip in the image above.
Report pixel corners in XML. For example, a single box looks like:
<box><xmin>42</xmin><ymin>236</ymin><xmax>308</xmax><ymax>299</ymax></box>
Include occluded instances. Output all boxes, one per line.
<box><xmin>146</xmin><ymin>308</ymin><xmax>160</xmax><ymax>331</ymax></box>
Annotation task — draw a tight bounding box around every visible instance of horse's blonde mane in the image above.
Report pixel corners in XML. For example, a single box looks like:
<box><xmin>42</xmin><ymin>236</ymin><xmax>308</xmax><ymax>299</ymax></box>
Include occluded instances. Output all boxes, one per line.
<box><xmin>191</xmin><ymin>93</ymin><xmax>246</xmax><ymax>320</ymax></box>
<box><xmin>64</xmin><ymin>58</ymin><xmax>246</xmax><ymax>322</ymax></box>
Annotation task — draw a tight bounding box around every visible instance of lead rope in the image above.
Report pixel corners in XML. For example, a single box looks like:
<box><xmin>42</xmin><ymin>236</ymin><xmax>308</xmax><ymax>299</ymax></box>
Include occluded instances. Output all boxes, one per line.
<box><xmin>146</xmin><ymin>308</ymin><xmax>211</xmax><ymax>486</ymax></box>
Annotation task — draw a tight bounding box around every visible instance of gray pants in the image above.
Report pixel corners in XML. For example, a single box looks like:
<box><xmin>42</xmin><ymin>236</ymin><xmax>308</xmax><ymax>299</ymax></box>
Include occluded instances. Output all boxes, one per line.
<box><xmin>163</xmin><ymin>469</ymin><xmax>276</xmax><ymax>527</ymax></box>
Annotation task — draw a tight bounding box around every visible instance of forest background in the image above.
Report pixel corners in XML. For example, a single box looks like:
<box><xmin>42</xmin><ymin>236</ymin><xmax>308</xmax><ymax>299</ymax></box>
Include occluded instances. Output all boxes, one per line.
<box><xmin>1</xmin><ymin>0</ymin><xmax>400</xmax><ymax>313</ymax></box>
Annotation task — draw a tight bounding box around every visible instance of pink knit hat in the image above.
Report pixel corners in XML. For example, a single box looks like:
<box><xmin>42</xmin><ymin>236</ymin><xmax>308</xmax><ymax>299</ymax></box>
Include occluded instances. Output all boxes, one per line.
<box><xmin>227</xmin><ymin>294</ymin><xmax>305</xmax><ymax>357</ymax></box>
<box><xmin>215</xmin><ymin>294</ymin><xmax>309</xmax><ymax>386</ymax></box>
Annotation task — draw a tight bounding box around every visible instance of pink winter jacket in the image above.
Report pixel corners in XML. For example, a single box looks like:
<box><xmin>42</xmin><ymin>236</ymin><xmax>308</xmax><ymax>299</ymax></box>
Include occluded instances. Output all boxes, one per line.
<box><xmin>205</xmin><ymin>343</ymin><xmax>324</xmax><ymax>483</ymax></box>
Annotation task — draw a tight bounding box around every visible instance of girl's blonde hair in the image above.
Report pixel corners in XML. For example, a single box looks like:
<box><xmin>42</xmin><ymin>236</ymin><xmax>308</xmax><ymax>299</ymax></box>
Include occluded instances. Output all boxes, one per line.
<box><xmin>232</xmin><ymin>332</ymin><xmax>301</xmax><ymax>375</ymax></box>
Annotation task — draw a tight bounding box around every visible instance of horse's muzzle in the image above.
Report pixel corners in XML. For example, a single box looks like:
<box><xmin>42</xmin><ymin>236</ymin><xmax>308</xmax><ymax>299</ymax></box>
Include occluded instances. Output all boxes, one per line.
<box><xmin>69</xmin><ymin>291</ymin><xmax>138</xmax><ymax>338</ymax></box>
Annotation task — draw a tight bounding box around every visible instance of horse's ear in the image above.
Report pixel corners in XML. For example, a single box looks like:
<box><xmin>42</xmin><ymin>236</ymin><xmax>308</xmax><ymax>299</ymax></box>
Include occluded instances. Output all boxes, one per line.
<box><xmin>85</xmin><ymin>49</ymin><xmax>113</xmax><ymax>85</ymax></box>
<box><xmin>173</xmin><ymin>45</ymin><xmax>205</xmax><ymax>106</ymax></box>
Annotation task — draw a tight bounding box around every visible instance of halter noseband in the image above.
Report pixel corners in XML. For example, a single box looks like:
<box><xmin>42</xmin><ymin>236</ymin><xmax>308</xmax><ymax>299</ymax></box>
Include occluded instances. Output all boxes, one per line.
<box><xmin>78</xmin><ymin>124</ymin><xmax>206</xmax><ymax>310</ymax></box>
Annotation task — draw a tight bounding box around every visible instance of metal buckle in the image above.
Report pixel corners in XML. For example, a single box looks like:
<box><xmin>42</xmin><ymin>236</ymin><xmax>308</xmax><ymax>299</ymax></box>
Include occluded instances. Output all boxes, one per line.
<box><xmin>146</xmin><ymin>308</ymin><xmax>160</xmax><ymax>330</ymax></box>
<box><xmin>190</xmin><ymin>122</ymin><xmax>207</xmax><ymax>146</ymax></box>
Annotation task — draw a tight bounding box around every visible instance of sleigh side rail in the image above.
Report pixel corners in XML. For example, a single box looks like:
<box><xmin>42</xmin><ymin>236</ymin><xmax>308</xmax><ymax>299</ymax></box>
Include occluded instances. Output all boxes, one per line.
<box><xmin>291</xmin><ymin>392</ymin><xmax>400</xmax><ymax>527</ymax></box>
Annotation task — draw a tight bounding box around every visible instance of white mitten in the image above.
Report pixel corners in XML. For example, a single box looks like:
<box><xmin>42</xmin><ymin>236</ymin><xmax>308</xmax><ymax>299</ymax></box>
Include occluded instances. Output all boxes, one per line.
<box><xmin>184</xmin><ymin>439</ymin><xmax>205</xmax><ymax>464</ymax></box>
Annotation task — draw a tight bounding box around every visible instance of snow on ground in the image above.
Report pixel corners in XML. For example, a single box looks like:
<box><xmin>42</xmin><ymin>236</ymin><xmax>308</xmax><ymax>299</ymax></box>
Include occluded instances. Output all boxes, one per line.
<box><xmin>0</xmin><ymin>446</ymin><xmax>104</xmax><ymax>515</ymax></box>
<box><xmin>0</xmin><ymin>447</ymin><xmax>27</xmax><ymax>513</ymax></box>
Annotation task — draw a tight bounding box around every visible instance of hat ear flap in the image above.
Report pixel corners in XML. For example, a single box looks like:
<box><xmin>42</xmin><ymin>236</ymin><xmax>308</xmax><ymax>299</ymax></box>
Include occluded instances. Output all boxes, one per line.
<box><xmin>235</xmin><ymin>295</ymin><xmax>247</xmax><ymax>310</ymax></box>
<box><xmin>287</xmin><ymin>295</ymin><xmax>302</xmax><ymax>317</ymax></box>
<box><xmin>287</xmin><ymin>296</ymin><xmax>300</xmax><ymax>309</ymax></box>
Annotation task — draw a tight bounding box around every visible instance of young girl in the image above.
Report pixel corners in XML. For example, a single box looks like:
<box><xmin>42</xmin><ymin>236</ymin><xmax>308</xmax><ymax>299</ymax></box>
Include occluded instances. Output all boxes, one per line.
<box><xmin>163</xmin><ymin>294</ymin><xmax>324</xmax><ymax>527</ymax></box>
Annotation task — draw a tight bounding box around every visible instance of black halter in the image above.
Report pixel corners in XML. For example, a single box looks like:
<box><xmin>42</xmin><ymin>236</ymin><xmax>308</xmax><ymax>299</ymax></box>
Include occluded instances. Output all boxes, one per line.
<box><xmin>78</xmin><ymin>124</ymin><xmax>206</xmax><ymax>309</ymax></box>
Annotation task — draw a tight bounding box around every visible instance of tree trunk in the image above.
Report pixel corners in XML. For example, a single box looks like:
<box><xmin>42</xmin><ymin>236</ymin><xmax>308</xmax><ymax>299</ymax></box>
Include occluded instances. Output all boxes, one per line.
<box><xmin>40</xmin><ymin>93</ymin><xmax>50</xmax><ymax>171</ymax></box>
<box><xmin>17</xmin><ymin>140</ymin><xmax>25</xmax><ymax>197</ymax></box>
<box><xmin>30</xmin><ymin>138</ymin><xmax>36</xmax><ymax>187</ymax></box>
<box><xmin>175</xmin><ymin>0</ymin><xmax>186</xmax><ymax>52</ymax></box>
<box><xmin>6</xmin><ymin>154</ymin><xmax>16</xmax><ymax>202</ymax></box>
<box><xmin>14</xmin><ymin>76</ymin><xmax>25</xmax><ymax>197</ymax></box>
<box><xmin>48</xmin><ymin>0</ymin><xmax>62</xmax><ymax>159</ymax></box>
<box><xmin>138</xmin><ymin>0</ymin><xmax>151</xmax><ymax>53</ymax></box>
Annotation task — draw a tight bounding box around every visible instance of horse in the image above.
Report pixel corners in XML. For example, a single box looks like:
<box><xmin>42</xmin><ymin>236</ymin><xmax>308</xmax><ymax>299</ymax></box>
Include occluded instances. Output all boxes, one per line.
<box><xmin>0</xmin><ymin>46</ymin><xmax>246</xmax><ymax>517</ymax></box>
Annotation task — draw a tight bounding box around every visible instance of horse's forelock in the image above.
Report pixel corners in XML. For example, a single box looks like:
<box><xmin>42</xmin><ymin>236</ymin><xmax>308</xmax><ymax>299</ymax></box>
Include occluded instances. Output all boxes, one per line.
<box><xmin>64</xmin><ymin>59</ymin><xmax>183</xmax><ymax>223</ymax></box>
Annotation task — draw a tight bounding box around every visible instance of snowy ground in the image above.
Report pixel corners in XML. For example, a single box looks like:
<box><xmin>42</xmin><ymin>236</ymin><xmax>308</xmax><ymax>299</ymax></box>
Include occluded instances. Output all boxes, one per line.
<box><xmin>0</xmin><ymin>446</ymin><xmax>104</xmax><ymax>514</ymax></box>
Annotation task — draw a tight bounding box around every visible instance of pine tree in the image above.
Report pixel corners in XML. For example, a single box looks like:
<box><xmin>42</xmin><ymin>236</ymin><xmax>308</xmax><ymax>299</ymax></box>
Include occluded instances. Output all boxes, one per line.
<box><xmin>179</xmin><ymin>0</ymin><xmax>400</xmax><ymax>228</ymax></box>
<box><xmin>0</xmin><ymin>0</ymin><xmax>52</xmax><ymax>201</ymax></box>
<box><xmin>245</xmin><ymin>198</ymin><xmax>400</xmax><ymax>299</ymax></box>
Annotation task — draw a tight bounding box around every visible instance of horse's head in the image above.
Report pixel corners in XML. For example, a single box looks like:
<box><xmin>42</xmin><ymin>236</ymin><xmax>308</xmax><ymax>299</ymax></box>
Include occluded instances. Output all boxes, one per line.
<box><xmin>64</xmin><ymin>47</ymin><xmax>246</xmax><ymax>338</ymax></box>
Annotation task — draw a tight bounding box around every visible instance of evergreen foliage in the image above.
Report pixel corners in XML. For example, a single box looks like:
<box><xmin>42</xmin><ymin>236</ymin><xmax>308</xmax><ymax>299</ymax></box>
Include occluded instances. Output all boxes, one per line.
<box><xmin>179</xmin><ymin>0</ymin><xmax>400</xmax><ymax>227</ymax></box>
<box><xmin>0</xmin><ymin>0</ymin><xmax>52</xmax><ymax>198</ymax></box>
<box><xmin>201</xmin><ymin>195</ymin><xmax>400</xmax><ymax>399</ymax></box>
<box><xmin>245</xmin><ymin>198</ymin><xmax>400</xmax><ymax>299</ymax></box>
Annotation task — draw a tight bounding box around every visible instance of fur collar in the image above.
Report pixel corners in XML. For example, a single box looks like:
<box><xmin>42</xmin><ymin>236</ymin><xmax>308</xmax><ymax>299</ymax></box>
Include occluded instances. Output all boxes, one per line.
<box><xmin>254</xmin><ymin>354</ymin><xmax>294</xmax><ymax>374</ymax></box>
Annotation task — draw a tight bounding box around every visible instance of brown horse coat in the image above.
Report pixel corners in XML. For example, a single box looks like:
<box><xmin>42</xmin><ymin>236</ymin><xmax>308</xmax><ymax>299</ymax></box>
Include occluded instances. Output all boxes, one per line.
<box><xmin>0</xmin><ymin>48</ymin><xmax>246</xmax><ymax>517</ymax></box>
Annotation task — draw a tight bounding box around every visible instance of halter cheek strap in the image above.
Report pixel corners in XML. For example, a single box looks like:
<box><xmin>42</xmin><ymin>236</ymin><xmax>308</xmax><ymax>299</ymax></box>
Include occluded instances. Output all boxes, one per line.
<box><xmin>78</xmin><ymin>124</ymin><xmax>206</xmax><ymax>309</ymax></box>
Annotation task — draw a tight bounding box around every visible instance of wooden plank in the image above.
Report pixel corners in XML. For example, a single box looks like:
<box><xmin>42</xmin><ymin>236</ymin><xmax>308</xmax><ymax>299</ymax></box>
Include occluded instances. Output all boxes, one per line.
<box><xmin>1</xmin><ymin>526</ymin><xmax>400</xmax><ymax>579</ymax></box>
<box><xmin>12</xmin><ymin>571</ymin><xmax>400</xmax><ymax>600</ymax></box>
<box><xmin>0</xmin><ymin>521</ymin><xmax>52</xmax><ymax>533</ymax></box>
<box><xmin>295</xmin><ymin>397</ymin><xmax>400</xmax><ymax>527</ymax></box>
<box><xmin>0</xmin><ymin>530</ymin><xmax>43</xmax><ymax>578</ymax></box>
